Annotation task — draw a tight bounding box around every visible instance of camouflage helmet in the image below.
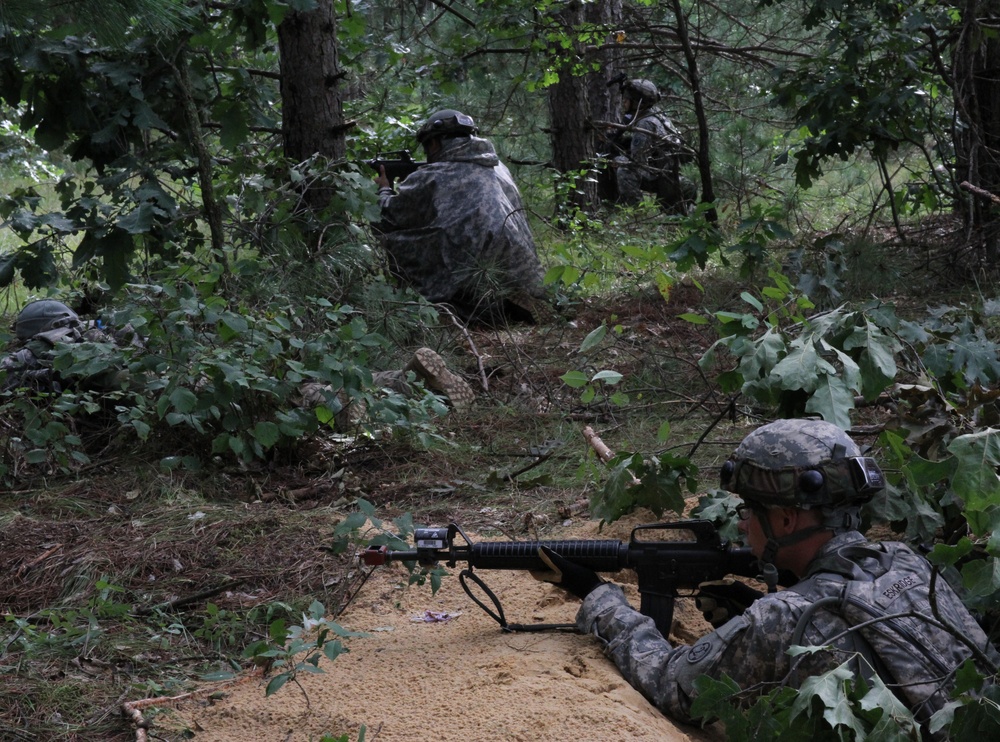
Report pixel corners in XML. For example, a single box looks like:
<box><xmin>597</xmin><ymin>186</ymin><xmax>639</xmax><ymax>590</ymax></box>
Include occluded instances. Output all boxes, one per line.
<box><xmin>14</xmin><ymin>300</ymin><xmax>80</xmax><ymax>340</ymax></box>
<box><xmin>720</xmin><ymin>419</ymin><xmax>885</xmax><ymax>509</ymax></box>
<box><xmin>622</xmin><ymin>79</ymin><xmax>661</xmax><ymax>105</ymax></box>
<box><xmin>415</xmin><ymin>109</ymin><xmax>478</xmax><ymax>144</ymax></box>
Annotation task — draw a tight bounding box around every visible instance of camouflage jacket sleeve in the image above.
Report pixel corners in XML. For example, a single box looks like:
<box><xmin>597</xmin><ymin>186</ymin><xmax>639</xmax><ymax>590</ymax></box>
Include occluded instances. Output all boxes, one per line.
<box><xmin>377</xmin><ymin>169</ymin><xmax>440</xmax><ymax>231</ymax></box>
<box><xmin>576</xmin><ymin>582</ymin><xmax>848</xmax><ymax>723</ymax></box>
<box><xmin>626</xmin><ymin>114</ymin><xmax>665</xmax><ymax>175</ymax></box>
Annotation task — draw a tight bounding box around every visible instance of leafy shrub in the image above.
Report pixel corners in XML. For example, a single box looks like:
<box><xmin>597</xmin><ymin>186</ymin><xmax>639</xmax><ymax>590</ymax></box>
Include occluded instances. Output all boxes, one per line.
<box><xmin>0</xmin><ymin>268</ymin><xmax>451</xmax><ymax>481</ymax></box>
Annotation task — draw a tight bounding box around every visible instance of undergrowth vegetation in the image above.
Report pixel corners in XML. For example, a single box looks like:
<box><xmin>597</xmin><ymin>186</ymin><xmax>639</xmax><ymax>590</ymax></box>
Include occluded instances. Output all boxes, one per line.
<box><xmin>4</xmin><ymin>178</ymin><xmax>1000</xmax><ymax>737</ymax></box>
<box><xmin>0</xmin><ymin>0</ymin><xmax>1000</xmax><ymax>742</ymax></box>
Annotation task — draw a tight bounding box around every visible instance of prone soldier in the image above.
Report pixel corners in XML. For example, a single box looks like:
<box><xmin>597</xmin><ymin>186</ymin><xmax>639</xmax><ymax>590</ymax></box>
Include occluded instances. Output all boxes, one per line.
<box><xmin>535</xmin><ymin>418</ymin><xmax>998</xmax><ymax>737</ymax></box>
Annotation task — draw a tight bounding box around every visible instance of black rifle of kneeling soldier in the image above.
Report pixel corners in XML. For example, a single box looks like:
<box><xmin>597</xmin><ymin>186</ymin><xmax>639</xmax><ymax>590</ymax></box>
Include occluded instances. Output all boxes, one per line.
<box><xmin>360</xmin><ymin>519</ymin><xmax>768</xmax><ymax>635</ymax></box>
<box><xmin>366</xmin><ymin>150</ymin><xmax>426</xmax><ymax>184</ymax></box>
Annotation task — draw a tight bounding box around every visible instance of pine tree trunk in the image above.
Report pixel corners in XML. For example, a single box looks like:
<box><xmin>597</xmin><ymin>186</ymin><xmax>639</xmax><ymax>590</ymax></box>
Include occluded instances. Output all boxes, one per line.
<box><xmin>585</xmin><ymin>0</ymin><xmax>623</xmax><ymax>204</ymax></box>
<box><xmin>548</xmin><ymin>0</ymin><xmax>597</xmax><ymax>211</ymax></box>
<box><xmin>277</xmin><ymin>0</ymin><xmax>345</xmax><ymax>164</ymax></box>
<box><xmin>952</xmin><ymin>0</ymin><xmax>1000</xmax><ymax>260</ymax></box>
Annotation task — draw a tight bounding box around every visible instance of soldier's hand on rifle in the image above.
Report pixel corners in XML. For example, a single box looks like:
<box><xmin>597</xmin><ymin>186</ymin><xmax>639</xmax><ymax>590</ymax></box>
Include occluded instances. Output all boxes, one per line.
<box><xmin>695</xmin><ymin>579</ymin><xmax>763</xmax><ymax>628</ymax></box>
<box><xmin>375</xmin><ymin>165</ymin><xmax>392</xmax><ymax>190</ymax></box>
<box><xmin>531</xmin><ymin>546</ymin><xmax>604</xmax><ymax>600</ymax></box>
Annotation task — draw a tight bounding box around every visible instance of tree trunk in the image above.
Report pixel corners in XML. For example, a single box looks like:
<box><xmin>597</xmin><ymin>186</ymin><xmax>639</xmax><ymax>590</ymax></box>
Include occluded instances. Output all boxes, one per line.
<box><xmin>952</xmin><ymin>0</ymin><xmax>1000</xmax><ymax>259</ymax></box>
<box><xmin>548</xmin><ymin>1</ymin><xmax>597</xmax><ymax>211</ymax></box>
<box><xmin>277</xmin><ymin>0</ymin><xmax>345</xmax><ymax>164</ymax></box>
<box><xmin>670</xmin><ymin>0</ymin><xmax>715</xmax><ymax>222</ymax></box>
<box><xmin>585</xmin><ymin>0</ymin><xmax>623</xmax><ymax>204</ymax></box>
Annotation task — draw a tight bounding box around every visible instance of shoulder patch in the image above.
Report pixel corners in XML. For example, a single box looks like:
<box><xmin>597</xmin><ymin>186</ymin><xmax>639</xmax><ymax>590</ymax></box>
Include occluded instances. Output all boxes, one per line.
<box><xmin>687</xmin><ymin>639</ymin><xmax>714</xmax><ymax>664</ymax></box>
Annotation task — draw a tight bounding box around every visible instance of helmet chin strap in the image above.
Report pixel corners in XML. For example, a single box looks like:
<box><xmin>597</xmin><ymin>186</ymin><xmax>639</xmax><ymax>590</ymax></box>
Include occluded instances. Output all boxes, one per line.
<box><xmin>754</xmin><ymin>506</ymin><xmax>827</xmax><ymax>592</ymax></box>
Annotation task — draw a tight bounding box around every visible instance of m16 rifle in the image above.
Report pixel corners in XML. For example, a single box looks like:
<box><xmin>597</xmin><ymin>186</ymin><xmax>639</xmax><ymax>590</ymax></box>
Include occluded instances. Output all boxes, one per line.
<box><xmin>366</xmin><ymin>150</ymin><xmax>427</xmax><ymax>184</ymax></box>
<box><xmin>360</xmin><ymin>519</ymin><xmax>759</xmax><ymax>635</ymax></box>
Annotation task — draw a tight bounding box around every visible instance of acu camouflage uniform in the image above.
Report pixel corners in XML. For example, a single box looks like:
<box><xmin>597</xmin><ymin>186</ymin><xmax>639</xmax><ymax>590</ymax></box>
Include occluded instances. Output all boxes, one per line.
<box><xmin>377</xmin><ymin>135</ymin><xmax>546</xmax><ymax>323</ymax></box>
<box><xmin>1</xmin><ymin>314</ymin><xmax>126</xmax><ymax>393</ymax></box>
<box><xmin>614</xmin><ymin>107</ymin><xmax>689</xmax><ymax>212</ymax></box>
<box><xmin>577</xmin><ymin>418</ymin><xmax>997</xmax><ymax>738</ymax></box>
<box><xmin>576</xmin><ymin>532</ymin><xmax>996</xmax><ymax>740</ymax></box>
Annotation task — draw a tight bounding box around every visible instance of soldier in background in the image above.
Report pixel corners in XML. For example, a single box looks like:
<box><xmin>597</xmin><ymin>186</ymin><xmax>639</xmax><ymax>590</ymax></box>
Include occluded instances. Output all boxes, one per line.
<box><xmin>608</xmin><ymin>79</ymin><xmax>694</xmax><ymax>214</ymax></box>
<box><xmin>374</xmin><ymin>109</ymin><xmax>548</xmax><ymax>325</ymax></box>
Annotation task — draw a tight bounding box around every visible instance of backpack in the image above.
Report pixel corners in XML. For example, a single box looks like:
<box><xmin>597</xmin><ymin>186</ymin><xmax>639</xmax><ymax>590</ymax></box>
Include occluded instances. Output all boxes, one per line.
<box><xmin>790</xmin><ymin>541</ymin><xmax>997</xmax><ymax>728</ymax></box>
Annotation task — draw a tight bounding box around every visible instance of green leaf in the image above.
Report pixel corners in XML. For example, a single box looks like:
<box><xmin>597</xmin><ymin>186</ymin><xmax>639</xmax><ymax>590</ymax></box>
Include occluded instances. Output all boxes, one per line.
<box><xmin>73</xmin><ymin>228</ymin><xmax>132</xmax><ymax>289</ymax></box>
<box><xmin>339</xmin><ymin>512</ymin><xmax>368</xmax><ymax>532</ymax></box>
<box><xmin>960</xmin><ymin>557</ymin><xmax>1000</xmax><ymax>600</ymax></box>
<box><xmin>216</xmin><ymin>100</ymin><xmax>252</xmax><ymax>150</ymax></box>
<box><xmin>689</xmin><ymin>674</ymin><xmax>747</xmax><ymax>733</ymax></box>
<box><xmin>251</xmin><ymin>421</ymin><xmax>281</xmax><ymax>448</ymax></box>
<box><xmin>825</xmin><ymin>344</ymin><xmax>862</xmax><ymax>394</ymax></box>
<box><xmin>772</xmin><ymin>342</ymin><xmax>836</xmax><ymax>392</ymax></box>
<box><xmin>130</xmin><ymin>99</ymin><xmax>171</xmax><ymax>132</ymax></box>
<box><xmin>323</xmin><ymin>639</ymin><xmax>346</xmax><ymax>661</ymax></box>
<box><xmin>269</xmin><ymin>618</ymin><xmax>288</xmax><ymax>644</ymax></box>
<box><xmin>328</xmin><ymin>622</ymin><xmax>368</xmax><ymax>639</ymax></box>
<box><xmin>265</xmin><ymin>673</ymin><xmax>290</xmax><ymax>697</ymax></box>
<box><xmin>0</xmin><ymin>252</ymin><xmax>15</xmax><ymax>286</ymax></box>
<box><xmin>678</xmin><ymin>312</ymin><xmax>708</xmax><ymax>325</ymax></box>
<box><xmin>791</xmin><ymin>663</ymin><xmax>865</xmax><ymax>736</ymax></box>
<box><xmin>590</xmin><ymin>454</ymin><xmax>643</xmax><ymax>522</ymax></box>
<box><xmin>228</xmin><ymin>436</ymin><xmax>245</xmax><ymax>456</ymax></box>
<box><xmin>610</xmin><ymin>391</ymin><xmax>629</xmax><ymax>406</ymax></box>
<box><xmin>740</xmin><ymin>292</ymin><xmax>763</xmax><ymax>311</ymax></box>
<box><xmin>852</xmin><ymin>324</ymin><xmax>898</xmax><ymax>400</ymax></box>
<box><xmin>948</xmin><ymin>430</ymin><xmax>1000</xmax><ymax>516</ymax></box>
<box><xmin>804</xmin><ymin>375</ymin><xmax>856</xmax><ymax>428</ymax></box>
<box><xmin>737</xmin><ymin>326</ymin><xmax>785</xmax><ymax>381</ymax></box>
<box><xmin>560</xmin><ymin>370</ymin><xmax>589</xmax><ymax>388</ymax></box>
<box><xmin>307</xmin><ymin>599</ymin><xmax>326</xmax><ymax>621</ymax></box>
<box><xmin>221</xmin><ymin>312</ymin><xmax>249</xmax><ymax>335</ymax></box>
<box><xmin>168</xmin><ymin>387</ymin><xmax>198</xmax><ymax>414</ymax></box>
<box><xmin>936</xmin><ymin>685</ymin><xmax>1000</xmax><ymax>738</ymax></box>
<box><xmin>199</xmin><ymin>671</ymin><xmax>237</xmax><ymax>682</ymax></box>
<box><xmin>579</xmin><ymin>325</ymin><xmax>607</xmax><ymax>352</ymax></box>
<box><xmin>857</xmin><ymin>673</ymin><xmax>919</xmax><ymax>741</ymax></box>
<box><xmin>592</xmin><ymin>370</ymin><xmax>623</xmax><ymax>385</ymax></box>
<box><xmin>117</xmin><ymin>203</ymin><xmax>156</xmax><ymax>234</ymax></box>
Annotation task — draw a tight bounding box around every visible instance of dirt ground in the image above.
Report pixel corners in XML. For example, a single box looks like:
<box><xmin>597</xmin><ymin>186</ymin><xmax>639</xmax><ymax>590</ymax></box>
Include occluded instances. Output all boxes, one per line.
<box><xmin>158</xmin><ymin>515</ymin><xmax>726</xmax><ymax>742</ymax></box>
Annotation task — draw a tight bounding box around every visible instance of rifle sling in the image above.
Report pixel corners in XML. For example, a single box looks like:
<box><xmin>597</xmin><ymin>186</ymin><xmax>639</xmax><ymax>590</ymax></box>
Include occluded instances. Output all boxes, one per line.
<box><xmin>459</xmin><ymin>568</ymin><xmax>577</xmax><ymax>634</ymax></box>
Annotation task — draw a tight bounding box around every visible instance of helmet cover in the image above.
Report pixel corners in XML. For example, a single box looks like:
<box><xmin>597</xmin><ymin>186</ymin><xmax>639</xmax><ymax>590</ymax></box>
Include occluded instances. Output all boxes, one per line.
<box><xmin>415</xmin><ymin>109</ymin><xmax>478</xmax><ymax>144</ymax></box>
<box><xmin>623</xmin><ymin>79</ymin><xmax>660</xmax><ymax>105</ymax></box>
<box><xmin>14</xmin><ymin>300</ymin><xmax>80</xmax><ymax>340</ymax></box>
<box><xmin>720</xmin><ymin>419</ymin><xmax>884</xmax><ymax>508</ymax></box>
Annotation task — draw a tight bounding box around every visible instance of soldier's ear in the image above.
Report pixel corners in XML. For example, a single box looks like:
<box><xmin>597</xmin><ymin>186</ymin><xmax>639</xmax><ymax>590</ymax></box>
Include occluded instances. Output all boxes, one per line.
<box><xmin>775</xmin><ymin>507</ymin><xmax>800</xmax><ymax>534</ymax></box>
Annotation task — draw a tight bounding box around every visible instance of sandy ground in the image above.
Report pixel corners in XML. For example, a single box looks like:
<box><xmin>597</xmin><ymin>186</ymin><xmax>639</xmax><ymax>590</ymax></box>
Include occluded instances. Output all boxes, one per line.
<box><xmin>159</xmin><ymin>517</ymin><xmax>726</xmax><ymax>742</ymax></box>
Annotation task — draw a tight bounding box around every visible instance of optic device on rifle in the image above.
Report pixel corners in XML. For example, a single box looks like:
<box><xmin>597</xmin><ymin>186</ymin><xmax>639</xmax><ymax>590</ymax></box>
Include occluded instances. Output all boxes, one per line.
<box><xmin>360</xmin><ymin>519</ymin><xmax>759</xmax><ymax>635</ymax></box>
<box><xmin>366</xmin><ymin>150</ymin><xmax>426</xmax><ymax>184</ymax></box>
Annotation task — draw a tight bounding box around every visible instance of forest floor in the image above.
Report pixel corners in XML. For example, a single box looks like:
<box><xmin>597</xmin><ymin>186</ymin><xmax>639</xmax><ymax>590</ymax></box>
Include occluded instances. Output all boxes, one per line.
<box><xmin>0</xmin><ymin>225</ymin><xmax>976</xmax><ymax>741</ymax></box>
